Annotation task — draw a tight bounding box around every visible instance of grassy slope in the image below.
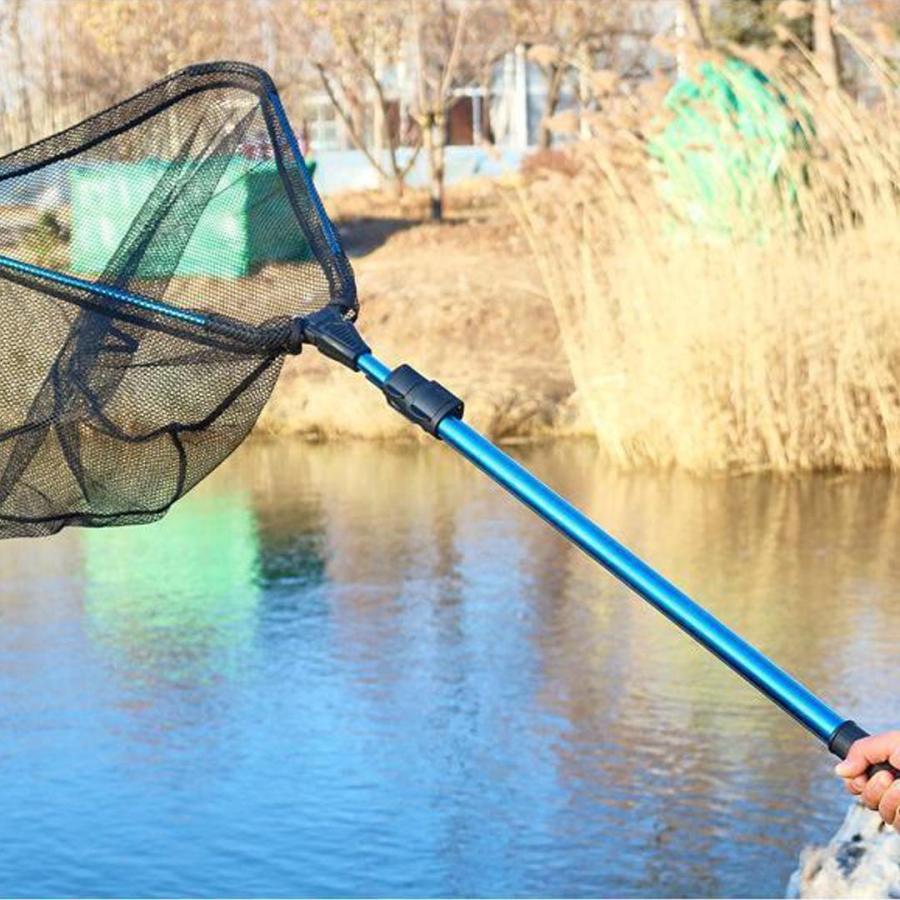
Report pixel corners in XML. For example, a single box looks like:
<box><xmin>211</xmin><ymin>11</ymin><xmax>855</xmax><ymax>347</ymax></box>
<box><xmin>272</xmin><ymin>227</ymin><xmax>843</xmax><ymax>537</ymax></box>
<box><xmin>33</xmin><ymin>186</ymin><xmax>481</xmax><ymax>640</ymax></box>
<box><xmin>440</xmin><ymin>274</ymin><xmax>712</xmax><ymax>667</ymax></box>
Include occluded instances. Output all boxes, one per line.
<box><xmin>258</xmin><ymin>183</ymin><xmax>582</xmax><ymax>442</ymax></box>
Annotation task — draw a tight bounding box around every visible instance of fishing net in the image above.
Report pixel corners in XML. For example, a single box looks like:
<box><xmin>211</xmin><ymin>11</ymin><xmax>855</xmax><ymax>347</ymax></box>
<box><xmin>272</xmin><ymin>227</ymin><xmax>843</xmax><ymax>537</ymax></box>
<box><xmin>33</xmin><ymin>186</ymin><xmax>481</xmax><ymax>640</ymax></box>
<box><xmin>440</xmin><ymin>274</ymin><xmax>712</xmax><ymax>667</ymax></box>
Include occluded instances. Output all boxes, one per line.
<box><xmin>0</xmin><ymin>61</ymin><xmax>356</xmax><ymax>538</ymax></box>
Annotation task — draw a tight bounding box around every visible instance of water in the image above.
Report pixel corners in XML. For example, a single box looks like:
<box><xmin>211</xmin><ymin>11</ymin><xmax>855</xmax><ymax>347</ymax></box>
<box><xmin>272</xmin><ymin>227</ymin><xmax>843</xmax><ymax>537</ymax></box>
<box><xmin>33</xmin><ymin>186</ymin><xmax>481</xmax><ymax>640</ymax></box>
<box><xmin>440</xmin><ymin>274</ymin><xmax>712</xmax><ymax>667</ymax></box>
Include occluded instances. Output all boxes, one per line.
<box><xmin>1</xmin><ymin>439</ymin><xmax>898</xmax><ymax>898</ymax></box>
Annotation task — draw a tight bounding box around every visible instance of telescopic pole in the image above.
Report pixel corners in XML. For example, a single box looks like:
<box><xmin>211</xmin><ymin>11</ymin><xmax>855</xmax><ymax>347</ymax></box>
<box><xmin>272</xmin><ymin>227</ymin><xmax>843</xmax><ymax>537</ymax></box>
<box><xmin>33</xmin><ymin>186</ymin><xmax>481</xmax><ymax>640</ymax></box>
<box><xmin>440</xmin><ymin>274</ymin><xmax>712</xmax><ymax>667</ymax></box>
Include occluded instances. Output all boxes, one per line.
<box><xmin>354</xmin><ymin>350</ymin><xmax>891</xmax><ymax>770</ymax></box>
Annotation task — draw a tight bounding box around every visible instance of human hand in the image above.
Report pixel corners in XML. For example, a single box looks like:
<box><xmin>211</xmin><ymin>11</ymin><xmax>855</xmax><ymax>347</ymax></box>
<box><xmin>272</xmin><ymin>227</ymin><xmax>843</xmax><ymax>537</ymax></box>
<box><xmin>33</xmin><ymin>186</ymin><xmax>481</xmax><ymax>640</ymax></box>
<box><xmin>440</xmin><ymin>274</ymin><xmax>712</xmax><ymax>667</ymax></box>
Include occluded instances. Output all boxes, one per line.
<box><xmin>835</xmin><ymin>731</ymin><xmax>900</xmax><ymax>827</ymax></box>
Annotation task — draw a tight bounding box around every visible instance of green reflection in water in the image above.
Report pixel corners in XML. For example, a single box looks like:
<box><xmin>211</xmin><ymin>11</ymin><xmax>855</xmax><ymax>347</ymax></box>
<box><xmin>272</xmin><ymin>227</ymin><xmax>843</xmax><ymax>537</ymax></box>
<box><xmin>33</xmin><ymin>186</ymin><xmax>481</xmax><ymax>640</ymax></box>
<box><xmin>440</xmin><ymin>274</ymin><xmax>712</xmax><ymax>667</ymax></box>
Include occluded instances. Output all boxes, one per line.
<box><xmin>81</xmin><ymin>489</ymin><xmax>262</xmax><ymax>683</ymax></box>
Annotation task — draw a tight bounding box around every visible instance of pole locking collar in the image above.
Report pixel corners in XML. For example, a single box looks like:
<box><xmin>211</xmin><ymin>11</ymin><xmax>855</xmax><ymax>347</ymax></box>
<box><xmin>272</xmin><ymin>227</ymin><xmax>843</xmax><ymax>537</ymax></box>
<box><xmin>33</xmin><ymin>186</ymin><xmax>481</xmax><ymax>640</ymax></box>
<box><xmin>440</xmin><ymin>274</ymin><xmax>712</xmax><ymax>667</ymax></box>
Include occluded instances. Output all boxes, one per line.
<box><xmin>382</xmin><ymin>364</ymin><xmax>464</xmax><ymax>437</ymax></box>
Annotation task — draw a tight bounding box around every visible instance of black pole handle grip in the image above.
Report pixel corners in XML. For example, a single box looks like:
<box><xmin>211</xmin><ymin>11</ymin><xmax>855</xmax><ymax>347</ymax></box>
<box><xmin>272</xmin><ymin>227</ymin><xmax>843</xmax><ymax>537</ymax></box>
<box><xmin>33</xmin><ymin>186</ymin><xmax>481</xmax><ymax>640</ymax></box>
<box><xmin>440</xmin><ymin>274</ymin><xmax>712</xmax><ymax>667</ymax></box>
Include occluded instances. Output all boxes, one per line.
<box><xmin>868</xmin><ymin>762</ymin><xmax>900</xmax><ymax>778</ymax></box>
<box><xmin>829</xmin><ymin>720</ymin><xmax>900</xmax><ymax>780</ymax></box>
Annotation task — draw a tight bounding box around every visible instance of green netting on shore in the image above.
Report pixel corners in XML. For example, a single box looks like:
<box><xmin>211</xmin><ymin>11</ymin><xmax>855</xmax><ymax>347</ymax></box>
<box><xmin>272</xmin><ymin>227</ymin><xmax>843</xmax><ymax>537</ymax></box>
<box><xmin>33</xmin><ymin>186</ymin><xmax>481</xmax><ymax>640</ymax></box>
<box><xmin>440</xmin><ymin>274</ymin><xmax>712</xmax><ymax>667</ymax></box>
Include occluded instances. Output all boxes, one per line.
<box><xmin>650</xmin><ymin>58</ymin><xmax>803</xmax><ymax>237</ymax></box>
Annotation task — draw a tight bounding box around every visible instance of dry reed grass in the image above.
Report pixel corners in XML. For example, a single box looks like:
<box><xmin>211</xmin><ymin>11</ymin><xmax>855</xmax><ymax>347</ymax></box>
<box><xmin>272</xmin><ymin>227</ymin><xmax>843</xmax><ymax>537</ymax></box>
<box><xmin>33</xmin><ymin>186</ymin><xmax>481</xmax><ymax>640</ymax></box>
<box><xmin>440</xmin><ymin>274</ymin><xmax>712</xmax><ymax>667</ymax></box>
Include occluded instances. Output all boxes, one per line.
<box><xmin>514</xmin><ymin>41</ymin><xmax>900</xmax><ymax>473</ymax></box>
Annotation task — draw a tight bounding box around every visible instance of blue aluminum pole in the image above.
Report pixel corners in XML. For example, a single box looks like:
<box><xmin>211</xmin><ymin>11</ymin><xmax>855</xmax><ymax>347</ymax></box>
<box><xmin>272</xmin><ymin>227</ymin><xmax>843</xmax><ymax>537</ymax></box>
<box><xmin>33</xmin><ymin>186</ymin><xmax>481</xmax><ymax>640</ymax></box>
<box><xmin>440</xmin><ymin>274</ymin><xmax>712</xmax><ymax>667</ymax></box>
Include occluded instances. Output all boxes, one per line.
<box><xmin>0</xmin><ymin>253</ymin><xmax>208</xmax><ymax>326</ymax></box>
<box><xmin>357</xmin><ymin>351</ymin><xmax>847</xmax><ymax>746</ymax></box>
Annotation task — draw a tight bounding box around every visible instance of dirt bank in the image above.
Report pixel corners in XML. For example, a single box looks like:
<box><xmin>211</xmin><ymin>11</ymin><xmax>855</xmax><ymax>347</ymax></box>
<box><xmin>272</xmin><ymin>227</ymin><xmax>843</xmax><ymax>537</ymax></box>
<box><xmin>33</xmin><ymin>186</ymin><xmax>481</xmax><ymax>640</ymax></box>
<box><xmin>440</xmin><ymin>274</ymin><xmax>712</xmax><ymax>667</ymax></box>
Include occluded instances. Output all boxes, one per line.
<box><xmin>258</xmin><ymin>183</ymin><xmax>586</xmax><ymax>441</ymax></box>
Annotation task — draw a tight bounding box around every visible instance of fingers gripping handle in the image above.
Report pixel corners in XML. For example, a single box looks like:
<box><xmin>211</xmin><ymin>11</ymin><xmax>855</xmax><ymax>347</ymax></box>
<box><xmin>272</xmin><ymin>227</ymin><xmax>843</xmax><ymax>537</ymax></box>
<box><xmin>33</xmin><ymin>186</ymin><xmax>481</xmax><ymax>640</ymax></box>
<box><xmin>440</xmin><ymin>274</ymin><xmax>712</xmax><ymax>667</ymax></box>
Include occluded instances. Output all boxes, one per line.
<box><xmin>829</xmin><ymin>720</ymin><xmax>900</xmax><ymax>779</ymax></box>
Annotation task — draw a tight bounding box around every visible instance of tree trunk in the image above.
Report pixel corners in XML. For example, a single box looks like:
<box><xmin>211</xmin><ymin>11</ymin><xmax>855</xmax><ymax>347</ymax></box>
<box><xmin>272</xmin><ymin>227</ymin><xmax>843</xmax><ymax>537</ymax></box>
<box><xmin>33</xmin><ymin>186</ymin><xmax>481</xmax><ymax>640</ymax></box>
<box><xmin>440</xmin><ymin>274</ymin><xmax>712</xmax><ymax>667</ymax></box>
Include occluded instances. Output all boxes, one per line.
<box><xmin>425</xmin><ymin>111</ymin><xmax>446</xmax><ymax>221</ymax></box>
<box><xmin>12</xmin><ymin>0</ymin><xmax>33</xmax><ymax>144</ymax></box>
<box><xmin>677</xmin><ymin>0</ymin><xmax>708</xmax><ymax>44</ymax></box>
<box><xmin>387</xmin><ymin>172</ymin><xmax>405</xmax><ymax>201</ymax></box>
<box><xmin>813</xmin><ymin>0</ymin><xmax>842</xmax><ymax>90</ymax></box>
<box><xmin>539</xmin><ymin>64</ymin><xmax>564</xmax><ymax>151</ymax></box>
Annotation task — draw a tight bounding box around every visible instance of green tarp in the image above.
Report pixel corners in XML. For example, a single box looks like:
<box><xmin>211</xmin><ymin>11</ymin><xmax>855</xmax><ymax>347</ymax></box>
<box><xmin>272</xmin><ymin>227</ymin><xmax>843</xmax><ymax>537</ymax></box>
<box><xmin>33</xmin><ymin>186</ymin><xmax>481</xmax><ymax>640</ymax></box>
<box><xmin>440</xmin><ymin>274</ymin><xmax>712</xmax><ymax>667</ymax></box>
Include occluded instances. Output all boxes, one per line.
<box><xmin>650</xmin><ymin>59</ymin><xmax>801</xmax><ymax>235</ymax></box>
<box><xmin>70</xmin><ymin>157</ymin><xmax>312</xmax><ymax>277</ymax></box>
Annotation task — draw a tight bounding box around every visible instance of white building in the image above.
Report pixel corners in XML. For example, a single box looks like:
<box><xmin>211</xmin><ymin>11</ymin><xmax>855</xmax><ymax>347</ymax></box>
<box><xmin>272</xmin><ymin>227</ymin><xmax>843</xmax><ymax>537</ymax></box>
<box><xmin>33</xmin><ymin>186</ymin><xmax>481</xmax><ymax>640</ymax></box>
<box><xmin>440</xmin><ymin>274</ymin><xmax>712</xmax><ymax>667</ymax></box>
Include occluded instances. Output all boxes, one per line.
<box><xmin>303</xmin><ymin>1</ymin><xmax>680</xmax><ymax>156</ymax></box>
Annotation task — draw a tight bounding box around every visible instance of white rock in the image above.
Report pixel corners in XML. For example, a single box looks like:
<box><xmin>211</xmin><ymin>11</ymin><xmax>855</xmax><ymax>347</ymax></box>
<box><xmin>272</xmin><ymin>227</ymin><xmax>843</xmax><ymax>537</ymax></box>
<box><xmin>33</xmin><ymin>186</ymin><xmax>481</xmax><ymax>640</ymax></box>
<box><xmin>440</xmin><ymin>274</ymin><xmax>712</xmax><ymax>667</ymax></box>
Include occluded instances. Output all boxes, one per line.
<box><xmin>787</xmin><ymin>803</ymin><xmax>900</xmax><ymax>898</ymax></box>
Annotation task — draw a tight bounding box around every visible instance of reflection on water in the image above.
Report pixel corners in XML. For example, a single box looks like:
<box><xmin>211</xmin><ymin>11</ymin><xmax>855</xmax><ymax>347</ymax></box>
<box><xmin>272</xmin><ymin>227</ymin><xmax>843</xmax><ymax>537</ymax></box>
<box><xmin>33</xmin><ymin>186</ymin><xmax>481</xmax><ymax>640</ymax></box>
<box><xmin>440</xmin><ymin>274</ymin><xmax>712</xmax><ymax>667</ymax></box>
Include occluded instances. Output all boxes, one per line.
<box><xmin>83</xmin><ymin>493</ymin><xmax>262</xmax><ymax>683</ymax></box>
<box><xmin>0</xmin><ymin>439</ymin><xmax>898</xmax><ymax>898</ymax></box>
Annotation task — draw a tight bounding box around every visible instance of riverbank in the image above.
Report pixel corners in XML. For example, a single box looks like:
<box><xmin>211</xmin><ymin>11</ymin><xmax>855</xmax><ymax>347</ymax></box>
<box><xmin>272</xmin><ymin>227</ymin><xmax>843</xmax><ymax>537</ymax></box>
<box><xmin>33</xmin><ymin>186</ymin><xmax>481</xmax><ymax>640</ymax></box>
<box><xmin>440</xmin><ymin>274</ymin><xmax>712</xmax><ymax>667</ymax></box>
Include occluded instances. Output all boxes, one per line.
<box><xmin>258</xmin><ymin>181</ymin><xmax>585</xmax><ymax>442</ymax></box>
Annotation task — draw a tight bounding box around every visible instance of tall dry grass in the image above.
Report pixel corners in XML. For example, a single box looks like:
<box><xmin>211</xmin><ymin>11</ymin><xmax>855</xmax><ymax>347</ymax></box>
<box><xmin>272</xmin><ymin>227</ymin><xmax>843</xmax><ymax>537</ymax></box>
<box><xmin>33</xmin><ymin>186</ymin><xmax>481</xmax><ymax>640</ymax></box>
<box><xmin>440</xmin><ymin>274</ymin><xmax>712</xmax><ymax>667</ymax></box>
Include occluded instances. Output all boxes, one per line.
<box><xmin>514</xmin><ymin>42</ymin><xmax>900</xmax><ymax>473</ymax></box>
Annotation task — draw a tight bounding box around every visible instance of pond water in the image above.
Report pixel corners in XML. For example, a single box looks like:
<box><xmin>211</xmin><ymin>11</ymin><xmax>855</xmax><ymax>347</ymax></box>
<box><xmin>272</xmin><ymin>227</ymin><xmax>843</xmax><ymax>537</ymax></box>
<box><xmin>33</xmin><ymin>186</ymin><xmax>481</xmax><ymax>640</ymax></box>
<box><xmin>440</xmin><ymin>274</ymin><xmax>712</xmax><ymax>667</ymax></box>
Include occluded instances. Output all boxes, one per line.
<box><xmin>1</xmin><ymin>439</ymin><xmax>898</xmax><ymax>898</ymax></box>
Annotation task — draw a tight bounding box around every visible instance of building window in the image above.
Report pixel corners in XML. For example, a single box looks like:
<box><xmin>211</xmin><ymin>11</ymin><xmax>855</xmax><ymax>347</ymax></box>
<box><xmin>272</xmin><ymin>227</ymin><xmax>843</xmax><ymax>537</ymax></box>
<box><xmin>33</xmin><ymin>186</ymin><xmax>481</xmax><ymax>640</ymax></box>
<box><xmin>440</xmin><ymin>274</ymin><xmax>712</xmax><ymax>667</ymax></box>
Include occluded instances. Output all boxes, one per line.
<box><xmin>305</xmin><ymin>99</ymin><xmax>342</xmax><ymax>152</ymax></box>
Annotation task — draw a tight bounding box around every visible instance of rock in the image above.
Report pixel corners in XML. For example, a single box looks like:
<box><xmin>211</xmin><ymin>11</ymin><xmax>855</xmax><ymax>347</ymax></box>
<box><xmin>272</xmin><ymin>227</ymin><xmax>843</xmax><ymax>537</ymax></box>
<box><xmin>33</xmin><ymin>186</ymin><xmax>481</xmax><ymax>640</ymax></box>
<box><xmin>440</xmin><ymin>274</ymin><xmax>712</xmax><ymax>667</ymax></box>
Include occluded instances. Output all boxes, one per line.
<box><xmin>787</xmin><ymin>803</ymin><xmax>900</xmax><ymax>898</ymax></box>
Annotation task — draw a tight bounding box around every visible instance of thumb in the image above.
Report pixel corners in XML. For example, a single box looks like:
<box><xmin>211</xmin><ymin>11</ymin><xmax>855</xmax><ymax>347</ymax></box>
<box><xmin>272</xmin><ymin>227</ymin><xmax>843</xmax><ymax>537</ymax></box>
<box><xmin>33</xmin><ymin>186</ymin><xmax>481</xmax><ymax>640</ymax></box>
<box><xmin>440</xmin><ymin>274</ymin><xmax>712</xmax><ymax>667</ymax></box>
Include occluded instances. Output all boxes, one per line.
<box><xmin>834</xmin><ymin>732</ymin><xmax>900</xmax><ymax>778</ymax></box>
<box><xmin>834</xmin><ymin>740</ymin><xmax>870</xmax><ymax>777</ymax></box>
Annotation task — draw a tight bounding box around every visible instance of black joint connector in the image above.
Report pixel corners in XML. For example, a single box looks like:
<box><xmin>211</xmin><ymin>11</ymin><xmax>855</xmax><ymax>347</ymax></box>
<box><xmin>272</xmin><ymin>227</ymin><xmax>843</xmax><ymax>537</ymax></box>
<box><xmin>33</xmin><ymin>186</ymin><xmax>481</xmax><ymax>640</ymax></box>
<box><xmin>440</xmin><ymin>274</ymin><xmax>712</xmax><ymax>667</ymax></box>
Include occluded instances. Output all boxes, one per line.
<box><xmin>828</xmin><ymin>720</ymin><xmax>869</xmax><ymax>760</ymax></box>
<box><xmin>286</xmin><ymin>317</ymin><xmax>304</xmax><ymax>355</ymax></box>
<box><xmin>295</xmin><ymin>307</ymin><xmax>370</xmax><ymax>369</ymax></box>
<box><xmin>383</xmin><ymin>364</ymin><xmax>464</xmax><ymax>437</ymax></box>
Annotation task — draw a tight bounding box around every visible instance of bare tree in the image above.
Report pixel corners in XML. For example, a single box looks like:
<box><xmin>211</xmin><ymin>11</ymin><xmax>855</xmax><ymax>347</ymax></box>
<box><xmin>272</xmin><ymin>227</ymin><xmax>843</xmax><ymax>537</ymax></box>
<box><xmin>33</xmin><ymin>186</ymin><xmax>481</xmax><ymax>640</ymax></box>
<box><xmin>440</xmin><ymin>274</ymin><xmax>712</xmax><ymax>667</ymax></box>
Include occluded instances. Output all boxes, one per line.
<box><xmin>1</xmin><ymin>0</ymin><xmax>276</xmax><ymax>150</ymax></box>
<box><xmin>287</xmin><ymin>0</ymin><xmax>422</xmax><ymax>198</ymax></box>
<box><xmin>409</xmin><ymin>0</ymin><xmax>471</xmax><ymax>220</ymax></box>
<box><xmin>55</xmin><ymin>0</ymin><xmax>267</xmax><ymax>107</ymax></box>
<box><xmin>10</xmin><ymin>0</ymin><xmax>35</xmax><ymax>143</ymax></box>
<box><xmin>285</xmin><ymin>1</ymin><xmax>506</xmax><ymax>206</ymax></box>
<box><xmin>812</xmin><ymin>0</ymin><xmax>842</xmax><ymax>89</ymax></box>
<box><xmin>675</xmin><ymin>0</ymin><xmax>710</xmax><ymax>75</ymax></box>
<box><xmin>772</xmin><ymin>0</ymin><xmax>843</xmax><ymax>88</ymax></box>
<box><xmin>677</xmin><ymin>0</ymin><xmax>708</xmax><ymax>44</ymax></box>
<box><xmin>3</xmin><ymin>0</ymin><xmax>515</xmax><ymax>219</ymax></box>
<box><xmin>402</xmin><ymin>0</ymin><xmax>510</xmax><ymax>220</ymax></box>
<box><xmin>507</xmin><ymin>0</ymin><xmax>615</xmax><ymax>150</ymax></box>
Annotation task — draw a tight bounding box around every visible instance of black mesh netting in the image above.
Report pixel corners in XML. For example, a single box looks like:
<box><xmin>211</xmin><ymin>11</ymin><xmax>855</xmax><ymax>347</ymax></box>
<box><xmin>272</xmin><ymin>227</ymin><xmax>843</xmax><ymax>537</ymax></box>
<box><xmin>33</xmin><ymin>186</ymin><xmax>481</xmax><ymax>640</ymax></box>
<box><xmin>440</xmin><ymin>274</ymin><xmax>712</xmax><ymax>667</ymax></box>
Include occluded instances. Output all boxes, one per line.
<box><xmin>0</xmin><ymin>61</ymin><xmax>356</xmax><ymax>538</ymax></box>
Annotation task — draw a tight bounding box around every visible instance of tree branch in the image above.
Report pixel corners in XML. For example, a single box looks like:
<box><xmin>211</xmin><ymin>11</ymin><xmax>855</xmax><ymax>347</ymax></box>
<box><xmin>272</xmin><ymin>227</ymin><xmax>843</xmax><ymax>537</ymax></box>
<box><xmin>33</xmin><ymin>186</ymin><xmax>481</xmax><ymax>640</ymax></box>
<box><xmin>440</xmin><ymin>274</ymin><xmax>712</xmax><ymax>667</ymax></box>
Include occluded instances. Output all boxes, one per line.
<box><xmin>315</xmin><ymin>63</ymin><xmax>391</xmax><ymax>180</ymax></box>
